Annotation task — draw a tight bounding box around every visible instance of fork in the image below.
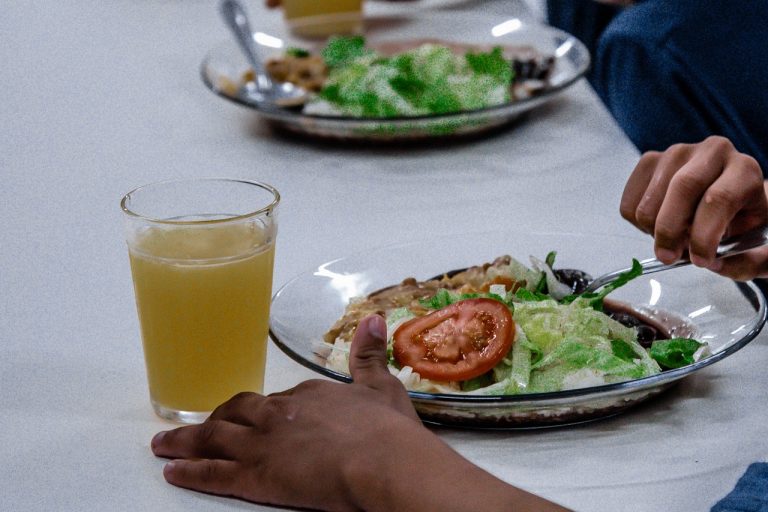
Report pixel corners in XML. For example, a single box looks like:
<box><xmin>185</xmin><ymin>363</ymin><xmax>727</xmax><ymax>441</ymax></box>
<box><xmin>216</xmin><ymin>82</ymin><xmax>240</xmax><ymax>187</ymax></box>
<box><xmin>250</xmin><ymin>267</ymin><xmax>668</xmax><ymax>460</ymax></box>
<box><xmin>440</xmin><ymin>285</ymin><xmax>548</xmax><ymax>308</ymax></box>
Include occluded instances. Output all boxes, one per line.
<box><xmin>584</xmin><ymin>225</ymin><xmax>768</xmax><ymax>293</ymax></box>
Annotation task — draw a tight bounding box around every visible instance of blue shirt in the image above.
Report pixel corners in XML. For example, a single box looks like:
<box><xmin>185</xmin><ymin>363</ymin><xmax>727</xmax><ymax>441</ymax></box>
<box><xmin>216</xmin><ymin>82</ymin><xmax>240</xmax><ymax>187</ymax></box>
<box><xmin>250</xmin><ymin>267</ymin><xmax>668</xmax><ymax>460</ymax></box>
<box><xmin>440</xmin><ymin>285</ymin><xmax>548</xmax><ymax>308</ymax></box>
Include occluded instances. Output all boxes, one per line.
<box><xmin>546</xmin><ymin>0</ymin><xmax>622</xmax><ymax>84</ymax></box>
<box><xmin>593</xmin><ymin>0</ymin><xmax>768</xmax><ymax>173</ymax></box>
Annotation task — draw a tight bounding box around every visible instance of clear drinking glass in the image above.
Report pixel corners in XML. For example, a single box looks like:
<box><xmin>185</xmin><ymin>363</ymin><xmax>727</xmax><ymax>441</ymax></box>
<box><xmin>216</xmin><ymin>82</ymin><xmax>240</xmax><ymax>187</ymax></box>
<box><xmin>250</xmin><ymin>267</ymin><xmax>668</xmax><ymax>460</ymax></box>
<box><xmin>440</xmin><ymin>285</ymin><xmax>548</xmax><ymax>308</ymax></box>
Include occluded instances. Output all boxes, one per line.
<box><xmin>121</xmin><ymin>178</ymin><xmax>279</xmax><ymax>423</ymax></box>
<box><xmin>282</xmin><ymin>0</ymin><xmax>364</xmax><ymax>38</ymax></box>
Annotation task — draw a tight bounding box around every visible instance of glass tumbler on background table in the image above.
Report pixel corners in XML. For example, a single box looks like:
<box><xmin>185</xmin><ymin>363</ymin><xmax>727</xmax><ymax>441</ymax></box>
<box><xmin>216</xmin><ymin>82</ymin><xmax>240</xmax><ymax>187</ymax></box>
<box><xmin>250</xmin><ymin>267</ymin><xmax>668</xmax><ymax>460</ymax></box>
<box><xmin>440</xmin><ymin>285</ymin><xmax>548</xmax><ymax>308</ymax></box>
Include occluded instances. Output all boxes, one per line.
<box><xmin>282</xmin><ymin>0</ymin><xmax>364</xmax><ymax>38</ymax></box>
<box><xmin>122</xmin><ymin>178</ymin><xmax>279</xmax><ymax>423</ymax></box>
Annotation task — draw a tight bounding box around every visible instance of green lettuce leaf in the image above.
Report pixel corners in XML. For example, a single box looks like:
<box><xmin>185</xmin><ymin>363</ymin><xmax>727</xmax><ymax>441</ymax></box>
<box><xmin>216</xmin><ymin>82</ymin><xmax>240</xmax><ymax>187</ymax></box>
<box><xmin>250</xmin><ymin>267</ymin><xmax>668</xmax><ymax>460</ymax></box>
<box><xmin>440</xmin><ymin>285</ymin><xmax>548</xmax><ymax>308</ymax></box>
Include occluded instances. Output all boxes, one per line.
<box><xmin>611</xmin><ymin>338</ymin><xmax>640</xmax><ymax>362</ymax></box>
<box><xmin>562</xmin><ymin>259</ymin><xmax>643</xmax><ymax>311</ymax></box>
<box><xmin>465</xmin><ymin>47</ymin><xmax>513</xmax><ymax>84</ymax></box>
<box><xmin>515</xmin><ymin>288</ymin><xmax>550</xmax><ymax>302</ymax></box>
<box><xmin>286</xmin><ymin>47</ymin><xmax>310</xmax><ymax>58</ymax></box>
<box><xmin>321</xmin><ymin>35</ymin><xmax>371</xmax><ymax>67</ymax></box>
<box><xmin>533</xmin><ymin>272</ymin><xmax>548</xmax><ymax>294</ymax></box>
<box><xmin>649</xmin><ymin>338</ymin><xmax>704</xmax><ymax>369</ymax></box>
<box><xmin>418</xmin><ymin>289</ymin><xmax>514</xmax><ymax>310</ymax></box>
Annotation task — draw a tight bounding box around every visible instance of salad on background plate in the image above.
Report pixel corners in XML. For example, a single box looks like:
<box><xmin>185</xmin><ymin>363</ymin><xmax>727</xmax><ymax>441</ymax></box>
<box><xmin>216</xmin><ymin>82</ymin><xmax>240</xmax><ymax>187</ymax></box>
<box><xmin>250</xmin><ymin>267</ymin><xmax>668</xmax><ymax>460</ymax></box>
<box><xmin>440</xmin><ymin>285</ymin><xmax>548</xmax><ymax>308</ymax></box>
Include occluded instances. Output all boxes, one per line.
<box><xmin>201</xmin><ymin>14</ymin><xmax>590</xmax><ymax>140</ymax></box>
<box><xmin>260</xmin><ymin>35</ymin><xmax>557</xmax><ymax>118</ymax></box>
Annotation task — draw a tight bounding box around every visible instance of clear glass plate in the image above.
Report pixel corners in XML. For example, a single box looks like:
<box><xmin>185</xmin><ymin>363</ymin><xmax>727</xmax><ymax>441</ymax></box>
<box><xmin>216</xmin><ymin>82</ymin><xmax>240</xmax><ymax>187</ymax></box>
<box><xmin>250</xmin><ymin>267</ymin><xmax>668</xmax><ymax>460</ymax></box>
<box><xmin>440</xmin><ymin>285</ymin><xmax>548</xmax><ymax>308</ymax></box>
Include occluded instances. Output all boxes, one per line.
<box><xmin>200</xmin><ymin>13</ymin><xmax>590</xmax><ymax>141</ymax></box>
<box><xmin>269</xmin><ymin>230</ymin><xmax>767</xmax><ymax>429</ymax></box>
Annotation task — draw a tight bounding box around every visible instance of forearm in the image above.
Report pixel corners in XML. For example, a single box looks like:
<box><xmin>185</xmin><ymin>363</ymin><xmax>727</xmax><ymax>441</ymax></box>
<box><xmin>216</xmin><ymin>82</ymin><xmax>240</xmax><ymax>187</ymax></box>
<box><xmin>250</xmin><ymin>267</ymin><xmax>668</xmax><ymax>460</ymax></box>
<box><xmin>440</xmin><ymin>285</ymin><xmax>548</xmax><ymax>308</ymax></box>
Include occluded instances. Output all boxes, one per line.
<box><xmin>347</xmin><ymin>419</ymin><xmax>570</xmax><ymax>512</ymax></box>
<box><xmin>388</xmin><ymin>438</ymin><xmax>570</xmax><ymax>512</ymax></box>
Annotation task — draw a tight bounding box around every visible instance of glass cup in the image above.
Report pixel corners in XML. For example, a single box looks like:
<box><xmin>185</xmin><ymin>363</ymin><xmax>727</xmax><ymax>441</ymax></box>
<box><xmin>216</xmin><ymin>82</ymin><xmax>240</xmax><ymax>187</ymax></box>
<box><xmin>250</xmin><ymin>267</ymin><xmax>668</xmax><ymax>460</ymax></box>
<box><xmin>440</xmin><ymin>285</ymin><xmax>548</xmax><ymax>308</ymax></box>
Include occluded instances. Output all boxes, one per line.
<box><xmin>282</xmin><ymin>0</ymin><xmax>364</xmax><ymax>38</ymax></box>
<box><xmin>121</xmin><ymin>178</ymin><xmax>279</xmax><ymax>423</ymax></box>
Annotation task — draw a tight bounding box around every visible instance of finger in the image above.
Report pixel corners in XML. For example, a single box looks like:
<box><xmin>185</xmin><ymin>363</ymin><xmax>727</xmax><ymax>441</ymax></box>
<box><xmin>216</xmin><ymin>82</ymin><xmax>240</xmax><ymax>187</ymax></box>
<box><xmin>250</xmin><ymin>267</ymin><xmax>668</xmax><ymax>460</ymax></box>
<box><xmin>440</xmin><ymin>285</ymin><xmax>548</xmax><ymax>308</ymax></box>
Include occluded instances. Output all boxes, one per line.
<box><xmin>151</xmin><ymin>420</ymin><xmax>250</xmax><ymax>460</ymax></box>
<box><xmin>162</xmin><ymin>459</ymin><xmax>240</xmax><ymax>498</ymax></box>
<box><xmin>620</xmin><ymin>151</ymin><xmax>661</xmax><ymax>229</ymax></box>
<box><xmin>634</xmin><ymin>144</ymin><xmax>694</xmax><ymax>234</ymax></box>
<box><xmin>349</xmin><ymin>315</ymin><xmax>392</xmax><ymax>389</ymax></box>
<box><xmin>707</xmin><ymin>247</ymin><xmax>768</xmax><ymax>281</ymax></box>
<box><xmin>653</xmin><ymin>149</ymin><xmax>729</xmax><ymax>262</ymax></box>
<box><xmin>349</xmin><ymin>316</ymin><xmax>416</xmax><ymax>420</ymax></box>
<box><xmin>688</xmin><ymin>153</ymin><xmax>766</xmax><ymax>266</ymax></box>
<box><xmin>208</xmin><ymin>391</ymin><xmax>265</xmax><ymax>426</ymax></box>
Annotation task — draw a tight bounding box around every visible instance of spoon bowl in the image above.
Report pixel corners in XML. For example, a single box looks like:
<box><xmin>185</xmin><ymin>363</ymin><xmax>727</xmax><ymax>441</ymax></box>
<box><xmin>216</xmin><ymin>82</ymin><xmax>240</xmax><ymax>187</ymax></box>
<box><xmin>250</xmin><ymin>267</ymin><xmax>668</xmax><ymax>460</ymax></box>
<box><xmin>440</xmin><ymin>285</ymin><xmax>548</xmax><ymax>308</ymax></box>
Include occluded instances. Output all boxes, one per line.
<box><xmin>219</xmin><ymin>0</ymin><xmax>309</xmax><ymax>108</ymax></box>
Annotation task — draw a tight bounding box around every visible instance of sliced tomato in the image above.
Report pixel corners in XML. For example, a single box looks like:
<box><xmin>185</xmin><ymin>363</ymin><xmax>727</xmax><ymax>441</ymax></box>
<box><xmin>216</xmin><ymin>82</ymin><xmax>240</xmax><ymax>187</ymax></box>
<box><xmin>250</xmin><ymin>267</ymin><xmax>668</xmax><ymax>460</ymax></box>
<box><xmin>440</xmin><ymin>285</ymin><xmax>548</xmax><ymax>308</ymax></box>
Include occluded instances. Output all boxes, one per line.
<box><xmin>393</xmin><ymin>298</ymin><xmax>515</xmax><ymax>382</ymax></box>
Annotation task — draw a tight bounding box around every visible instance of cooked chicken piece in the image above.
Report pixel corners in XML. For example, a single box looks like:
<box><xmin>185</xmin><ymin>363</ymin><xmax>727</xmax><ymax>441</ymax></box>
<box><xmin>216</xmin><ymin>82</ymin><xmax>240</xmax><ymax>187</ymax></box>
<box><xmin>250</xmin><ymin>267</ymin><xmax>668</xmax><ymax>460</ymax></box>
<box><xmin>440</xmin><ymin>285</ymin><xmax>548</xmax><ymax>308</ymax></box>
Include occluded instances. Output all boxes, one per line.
<box><xmin>265</xmin><ymin>55</ymin><xmax>327</xmax><ymax>92</ymax></box>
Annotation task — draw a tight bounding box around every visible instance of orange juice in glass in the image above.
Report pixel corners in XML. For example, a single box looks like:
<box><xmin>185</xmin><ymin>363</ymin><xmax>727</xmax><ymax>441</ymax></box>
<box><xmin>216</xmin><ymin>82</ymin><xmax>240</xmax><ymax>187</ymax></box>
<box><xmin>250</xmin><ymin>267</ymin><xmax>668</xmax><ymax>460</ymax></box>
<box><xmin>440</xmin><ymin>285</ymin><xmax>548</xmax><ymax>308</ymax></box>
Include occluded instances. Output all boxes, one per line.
<box><xmin>283</xmin><ymin>0</ymin><xmax>364</xmax><ymax>38</ymax></box>
<box><xmin>122</xmin><ymin>179</ymin><xmax>279</xmax><ymax>423</ymax></box>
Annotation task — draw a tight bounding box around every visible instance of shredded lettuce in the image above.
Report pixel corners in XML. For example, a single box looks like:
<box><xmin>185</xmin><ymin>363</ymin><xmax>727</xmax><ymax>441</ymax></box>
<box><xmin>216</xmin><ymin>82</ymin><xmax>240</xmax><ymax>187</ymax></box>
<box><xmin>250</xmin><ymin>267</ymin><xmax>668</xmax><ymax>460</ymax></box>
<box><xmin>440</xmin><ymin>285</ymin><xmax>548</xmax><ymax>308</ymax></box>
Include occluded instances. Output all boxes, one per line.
<box><xmin>465</xmin><ymin>47</ymin><xmax>512</xmax><ymax>82</ymax></box>
<box><xmin>384</xmin><ymin>307</ymin><xmax>416</xmax><ymax>369</ymax></box>
<box><xmin>419</xmin><ymin>288</ymin><xmax>514</xmax><ymax>310</ymax></box>
<box><xmin>312</xmin><ymin>37</ymin><xmax>512</xmax><ymax>117</ymax></box>
<box><xmin>501</xmin><ymin>329</ymin><xmax>534</xmax><ymax>391</ymax></box>
<box><xmin>321</xmin><ymin>35</ymin><xmax>371</xmax><ymax>68</ymax></box>
<box><xmin>514</xmin><ymin>299</ymin><xmax>636</xmax><ymax>355</ymax></box>
<box><xmin>529</xmin><ymin>336</ymin><xmax>651</xmax><ymax>391</ymax></box>
<box><xmin>514</xmin><ymin>288</ymin><xmax>550</xmax><ymax>302</ymax></box>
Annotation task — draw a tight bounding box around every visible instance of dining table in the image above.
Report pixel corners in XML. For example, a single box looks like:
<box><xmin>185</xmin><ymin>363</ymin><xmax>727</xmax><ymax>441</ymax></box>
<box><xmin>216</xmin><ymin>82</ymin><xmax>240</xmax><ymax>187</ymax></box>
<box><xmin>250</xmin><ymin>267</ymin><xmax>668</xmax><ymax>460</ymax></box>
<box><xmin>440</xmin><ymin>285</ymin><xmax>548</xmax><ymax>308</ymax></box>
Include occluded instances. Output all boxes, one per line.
<box><xmin>2</xmin><ymin>0</ymin><xmax>766</xmax><ymax>511</ymax></box>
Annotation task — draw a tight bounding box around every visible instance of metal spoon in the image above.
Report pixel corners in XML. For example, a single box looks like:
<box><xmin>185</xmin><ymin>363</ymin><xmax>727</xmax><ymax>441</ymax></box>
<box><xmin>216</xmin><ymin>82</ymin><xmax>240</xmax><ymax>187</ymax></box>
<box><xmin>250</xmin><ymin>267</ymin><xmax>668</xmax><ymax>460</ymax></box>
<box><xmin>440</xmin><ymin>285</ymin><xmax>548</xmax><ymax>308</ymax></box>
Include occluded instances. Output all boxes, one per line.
<box><xmin>584</xmin><ymin>225</ymin><xmax>768</xmax><ymax>293</ymax></box>
<box><xmin>219</xmin><ymin>0</ymin><xmax>308</xmax><ymax>107</ymax></box>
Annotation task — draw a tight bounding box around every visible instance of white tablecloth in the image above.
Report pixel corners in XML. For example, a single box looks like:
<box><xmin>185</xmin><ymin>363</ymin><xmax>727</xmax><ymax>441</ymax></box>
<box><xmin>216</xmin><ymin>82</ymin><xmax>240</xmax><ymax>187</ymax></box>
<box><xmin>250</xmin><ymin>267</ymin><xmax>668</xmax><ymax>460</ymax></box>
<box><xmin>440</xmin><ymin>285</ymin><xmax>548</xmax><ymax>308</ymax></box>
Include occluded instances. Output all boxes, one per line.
<box><xmin>2</xmin><ymin>1</ymin><xmax>765</xmax><ymax>510</ymax></box>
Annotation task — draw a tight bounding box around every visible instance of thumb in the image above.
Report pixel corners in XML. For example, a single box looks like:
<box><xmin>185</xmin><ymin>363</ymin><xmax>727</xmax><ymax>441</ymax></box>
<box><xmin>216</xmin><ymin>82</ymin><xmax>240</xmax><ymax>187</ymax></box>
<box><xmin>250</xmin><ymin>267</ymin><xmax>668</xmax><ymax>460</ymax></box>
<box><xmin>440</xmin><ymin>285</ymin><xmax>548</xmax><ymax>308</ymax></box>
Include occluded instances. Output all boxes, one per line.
<box><xmin>349</xmin><ymin>315</ymin><xmax>390</xmax><ymax>387</ymax></box>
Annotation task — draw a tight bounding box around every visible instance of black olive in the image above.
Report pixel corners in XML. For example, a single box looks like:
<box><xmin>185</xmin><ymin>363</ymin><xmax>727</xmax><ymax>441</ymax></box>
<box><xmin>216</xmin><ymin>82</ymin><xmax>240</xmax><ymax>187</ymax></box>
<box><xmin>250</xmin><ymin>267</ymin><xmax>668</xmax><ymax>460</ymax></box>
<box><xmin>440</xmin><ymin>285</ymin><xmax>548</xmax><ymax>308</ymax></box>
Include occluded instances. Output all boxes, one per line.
<box><xmin>606</xmin><ymin>310</ymin><xmax>661</xmax><ymax>348</ymax></box>
<box><xmin>512</xmin><ymin>58</ymin><xmax>537</xmax><ymax>79</ymax></box>
<box><xmin>608</xmin><ymin>311</ymin><xmax>641</xmax><ymax>328</ymax></box>
<box><xmin>554</xmin><ymin>268</ymin><xmax>593</xmax><ymax>294</ymax></box>
<box><xmin>512</xmin><ymin>60</ymin><xmax>523</xmax><ymax>78</ymax></box>
<box><xmin>635</xmin><ymin>325</ymin><xmax>659</xmax><ymax>348</ymax></box>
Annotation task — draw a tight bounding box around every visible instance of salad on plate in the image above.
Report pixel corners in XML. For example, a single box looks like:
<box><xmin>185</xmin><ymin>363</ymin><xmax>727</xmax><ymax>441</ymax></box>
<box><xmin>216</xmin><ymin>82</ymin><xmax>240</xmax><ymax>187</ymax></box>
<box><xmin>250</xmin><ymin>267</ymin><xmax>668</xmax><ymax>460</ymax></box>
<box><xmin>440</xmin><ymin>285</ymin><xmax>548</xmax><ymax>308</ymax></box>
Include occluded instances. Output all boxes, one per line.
<box><xmin>252</xmin><ymin>35</ymin><xmax>557</xmax><ymax>117</ymax></box>
<box><xmin>323</xmin><ymin>252</ymin><xmax>709</xmax><ymax>396</ymax></box>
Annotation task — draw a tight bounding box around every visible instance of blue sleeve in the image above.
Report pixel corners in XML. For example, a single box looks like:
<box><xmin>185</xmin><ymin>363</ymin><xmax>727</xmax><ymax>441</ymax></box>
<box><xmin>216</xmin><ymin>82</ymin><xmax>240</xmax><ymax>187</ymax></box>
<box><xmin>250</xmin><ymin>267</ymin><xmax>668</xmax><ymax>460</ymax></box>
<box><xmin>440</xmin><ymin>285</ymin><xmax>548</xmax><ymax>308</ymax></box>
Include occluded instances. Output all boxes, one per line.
<box><xmin>711</xmin><ymin>462</ymin><xmax>768</xmax><ymax>512</ymax></box>
<box><xmin>591</xmin><ymin>2</ymin><xmax>768</xmax><ymax>174</ymax></box>
<box><xmin>593</xmin><ymin>28</ymin><xmax>713</xmax><ymax>153</ymax></box>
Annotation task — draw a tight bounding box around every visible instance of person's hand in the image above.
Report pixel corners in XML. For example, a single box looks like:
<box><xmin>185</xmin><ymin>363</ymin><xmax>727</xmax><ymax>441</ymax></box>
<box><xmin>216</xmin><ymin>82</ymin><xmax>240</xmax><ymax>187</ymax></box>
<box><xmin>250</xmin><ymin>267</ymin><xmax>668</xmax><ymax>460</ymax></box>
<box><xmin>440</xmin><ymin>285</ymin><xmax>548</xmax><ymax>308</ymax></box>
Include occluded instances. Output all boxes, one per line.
<box><xmin>151</xmin><ymin>315</ymin><xmax>570</xmax><ymax>511</ymax></box>
<box><xmin>151</xmin><ymin>315</ymin><xmax>418</xmax><ymax>510</ymax></box>
<box><xmin>620</xmin><ymin>136</ymin><xmax>768</xmax><ymax>280</ymax></box>
<box><xmin>265</xmin><ymin>0</ymin><xmax>280</xmax><ymax>8</ymax></box>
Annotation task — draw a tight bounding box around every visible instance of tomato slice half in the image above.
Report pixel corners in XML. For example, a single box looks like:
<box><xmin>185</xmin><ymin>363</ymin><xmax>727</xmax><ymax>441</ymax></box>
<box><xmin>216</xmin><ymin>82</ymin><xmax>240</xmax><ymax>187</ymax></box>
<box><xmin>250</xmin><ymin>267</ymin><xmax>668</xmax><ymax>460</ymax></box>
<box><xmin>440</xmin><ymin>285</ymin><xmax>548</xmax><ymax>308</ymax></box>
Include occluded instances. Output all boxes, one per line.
<box><xmin>392</xmin><ymin>298</ymin><xmax>515</xmax><ymax>382</ymax></box>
